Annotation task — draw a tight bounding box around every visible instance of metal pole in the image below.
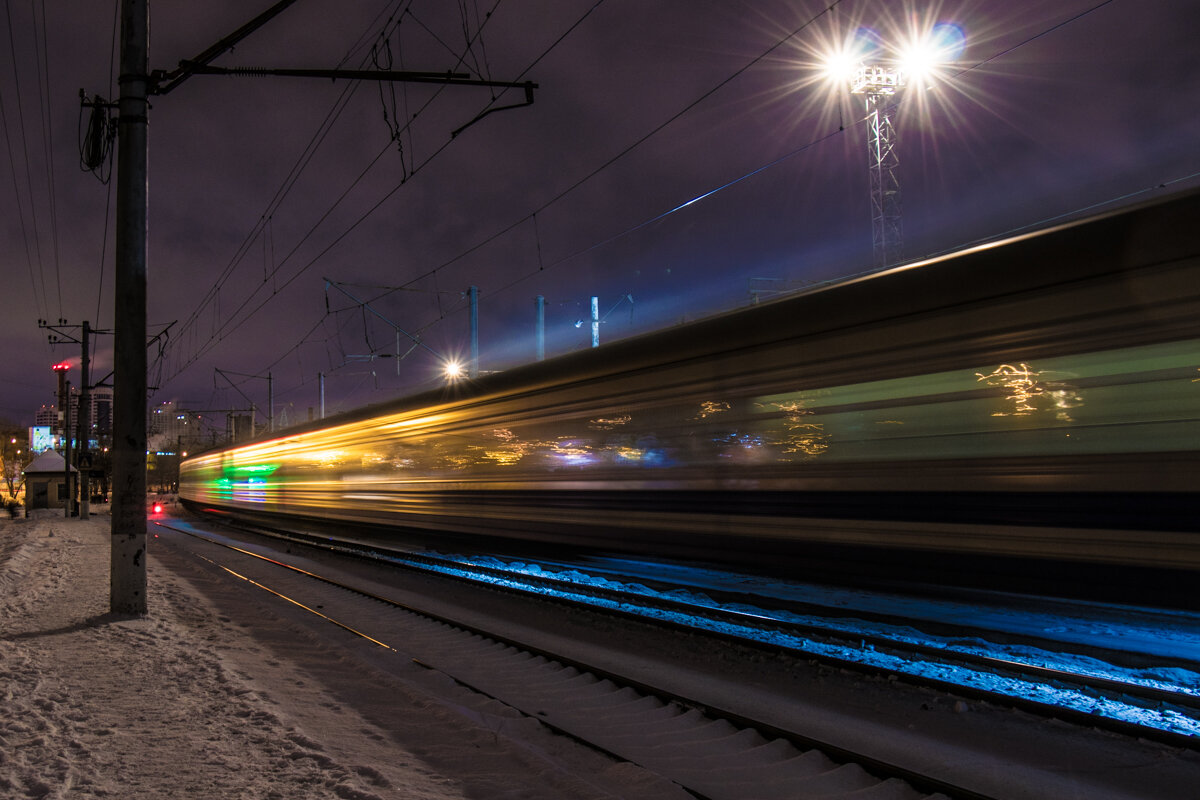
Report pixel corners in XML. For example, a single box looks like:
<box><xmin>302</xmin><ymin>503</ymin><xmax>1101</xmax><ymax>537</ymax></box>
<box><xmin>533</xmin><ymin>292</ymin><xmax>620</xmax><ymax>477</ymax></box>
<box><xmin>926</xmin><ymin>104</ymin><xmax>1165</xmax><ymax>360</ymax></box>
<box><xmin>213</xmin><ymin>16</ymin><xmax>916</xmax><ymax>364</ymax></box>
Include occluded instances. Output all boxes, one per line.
<box><xmin>63</xmin><ymin>380</ymin><xmax>73</xmax><ymax>518</ymax></box>
<box><xmin>591</xmin><ymin>296</ymin><xmax>599</xmax><ymax>348</ymax></box>
<box><xmin>468</xmin><ymin>285</ymin><xmax>479</xmax><ymax>379</ymax></box>
<box><xmin>267</xmin><ymin>372</ymin><xmax>273</xmax><ymax>432</ymax></box>
<box><xmin>55</xmin><ymin>365</ymin><xmax>67</xmax><ymax>510</ymax></box>
<box><xmin>111</xmin><ymin>0</ymin><xmax>149</xmax><ymax>615</ymax></box>
<box><xmin>535</xmin><ymin>295</ymin><xmax>545</xmax><ymax>361</ymax></box>
<box><xmin>79</xmin><ymin>322</ymin><xmax>91</xmax><ymax>519</ymax></box>
<box><xmin>319</xmin><ymin>372</ymin><xmax>325</xmax><ymax>419</ymax></box>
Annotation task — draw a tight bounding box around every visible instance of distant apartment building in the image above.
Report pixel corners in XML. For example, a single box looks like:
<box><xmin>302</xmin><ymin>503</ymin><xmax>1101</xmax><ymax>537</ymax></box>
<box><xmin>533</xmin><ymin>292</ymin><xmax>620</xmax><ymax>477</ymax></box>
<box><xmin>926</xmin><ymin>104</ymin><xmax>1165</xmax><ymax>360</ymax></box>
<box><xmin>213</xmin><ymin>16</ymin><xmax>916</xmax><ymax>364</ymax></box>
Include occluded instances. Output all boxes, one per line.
<box><xmin>90</xmin><ymin>387</ymin><xmax>113</xmax><ymax>441</ymax></box>
<box><xmin>35</xmin><ymin>387</ymin><xmax>114</xmax><ymax>450</ymax></box>
<box><xmin>148</xmin><ymin>400</ymin><xmax>209</xmax><ymax>454</ymax></box>
<box><xmin>34</xmin><ymin>404</ymin><xmax>57</xmax><ymax>428</ymax></box>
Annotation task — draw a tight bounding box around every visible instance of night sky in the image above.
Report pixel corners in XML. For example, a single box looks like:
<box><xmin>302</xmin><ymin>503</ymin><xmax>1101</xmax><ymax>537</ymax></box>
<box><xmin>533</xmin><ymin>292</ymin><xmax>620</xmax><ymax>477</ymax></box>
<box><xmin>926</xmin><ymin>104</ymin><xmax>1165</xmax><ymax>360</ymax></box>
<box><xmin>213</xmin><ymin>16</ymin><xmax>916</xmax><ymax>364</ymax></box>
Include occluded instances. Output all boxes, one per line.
<box><xmin>3</xmin><ymin>0</ymin><xmax>1199</xmax><ymax>431</ymax></box>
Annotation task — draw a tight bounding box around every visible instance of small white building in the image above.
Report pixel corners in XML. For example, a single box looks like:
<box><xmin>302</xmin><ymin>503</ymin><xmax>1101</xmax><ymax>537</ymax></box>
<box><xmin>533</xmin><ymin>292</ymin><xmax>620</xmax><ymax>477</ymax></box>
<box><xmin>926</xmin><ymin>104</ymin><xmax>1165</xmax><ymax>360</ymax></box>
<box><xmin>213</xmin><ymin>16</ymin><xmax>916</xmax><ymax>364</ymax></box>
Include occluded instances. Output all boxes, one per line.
<box><xmin>22</xmin><ymin>451</ymin><xmax>77</xmax><ymax>510</ymax></box>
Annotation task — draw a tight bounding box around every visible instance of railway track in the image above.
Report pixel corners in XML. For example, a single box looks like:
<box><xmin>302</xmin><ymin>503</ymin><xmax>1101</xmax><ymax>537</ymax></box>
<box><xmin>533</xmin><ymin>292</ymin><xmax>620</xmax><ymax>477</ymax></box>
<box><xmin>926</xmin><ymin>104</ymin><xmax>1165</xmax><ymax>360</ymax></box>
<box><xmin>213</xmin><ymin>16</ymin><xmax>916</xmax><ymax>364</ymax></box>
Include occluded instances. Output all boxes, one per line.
<box><xmin>155</xmin><ymin>517</ymin><xmax>990</xmax><ymax>799</ymax></box>
<box><xmin>393</xmin><ymin>548</ymin><xmax>1200</xmax><ymax>747</ymax></box>
<box><xmin>154</xmin><ymin>513</ymin><xmax>1200</xmax><ymax>800</ymax></box>
<box><xmin>197</xmin><ymin>515</ymin><xmax>1200</xmax><ymax>748</ymax></box>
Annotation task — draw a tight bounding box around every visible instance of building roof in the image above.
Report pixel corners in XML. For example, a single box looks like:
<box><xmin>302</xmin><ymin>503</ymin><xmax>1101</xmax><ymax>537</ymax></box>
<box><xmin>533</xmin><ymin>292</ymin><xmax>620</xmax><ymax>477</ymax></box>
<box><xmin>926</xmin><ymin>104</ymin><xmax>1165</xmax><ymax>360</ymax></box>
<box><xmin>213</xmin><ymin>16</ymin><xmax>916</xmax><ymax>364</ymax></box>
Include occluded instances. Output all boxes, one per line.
<box><xmin>23</xmin><ymin>451</ymin><xmax>78</xmax><ymax>474</ymax></box>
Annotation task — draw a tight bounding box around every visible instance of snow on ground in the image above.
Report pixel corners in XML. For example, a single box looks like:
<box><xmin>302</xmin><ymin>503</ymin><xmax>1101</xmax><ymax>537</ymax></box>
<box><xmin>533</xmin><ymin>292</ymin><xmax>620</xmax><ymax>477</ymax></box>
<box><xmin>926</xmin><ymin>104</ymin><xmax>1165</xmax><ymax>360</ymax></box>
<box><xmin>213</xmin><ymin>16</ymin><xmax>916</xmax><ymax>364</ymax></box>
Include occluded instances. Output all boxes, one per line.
<box><xmin>0</xmin><ymin>512</ymin><xmax>662</xmax><ymax>800</ymax></box>
<box><xmin>0</xmin><ymin>511</ymin><xmax>466</xmax><ymax>799</ymax></box>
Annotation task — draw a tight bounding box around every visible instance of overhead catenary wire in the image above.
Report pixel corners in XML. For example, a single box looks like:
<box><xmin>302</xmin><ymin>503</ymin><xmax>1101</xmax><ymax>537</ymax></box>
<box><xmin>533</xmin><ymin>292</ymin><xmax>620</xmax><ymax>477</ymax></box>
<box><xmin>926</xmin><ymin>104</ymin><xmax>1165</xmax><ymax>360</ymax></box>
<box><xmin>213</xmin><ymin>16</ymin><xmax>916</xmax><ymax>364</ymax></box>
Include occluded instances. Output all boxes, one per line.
<box><xmin>167</xmin><ymin>0</ymin><xmax>871</xmax><ymax>402</ymax></box>
<box><xmin>385</xmin><ymin>0</ymin><xmax>845</xmax><ymax>302</ymax></box>
<box><xmin>32</xmin><ymin>0</ymin><xmax>61</xmax><ymax>319</ymax></box>
<box><xmin>92</xmin><ymin>0</ymin><xmax>120</xmax><ymax>331</ymax></box>
<box><xmin>405</xmin><ymin>0</ymin><xmax>1130</xmax><ymax>313</ymax></box>
<box><xmin>171</xmin><ymin>0</ymin><xmax>491</xmax><ymax>356</ymax></box>
<box><xmin>0</xmin><ymin>73</ymin><xmax>46</xmax><ymax>322</ymax></box>
<box><xmin>3</xmin><ymin>0</ymin><xmax>51</xmax><ymax>320</ymax></box>
<box><xmin>176</xmin><ymin>0</ymin><xmax>602</xmax><ymax>364</ymax></box>
<box><xmin>164</xmin><ymin>0</ymin><xmax>1138</xmax><ymax>408</ymax></box>
<box><xmin>170</xmin><ymin>4</ymin><xmax>423</xmax><ymax>360</ymax></box>
<box><xmin>32</xmin><ymin>0</ymin><xmax>62</xmax><ymax>319</ymax></box>
<box><xmin>170</xmin><ymin>2</ymin><xmax>432</xmax><ymax>378</ymax></box>
<box><xmin>163</xmin><ymin>0</ymin><xmax>528</xmax><ymax>384</ymax></box>
<box><xmin>337</xmin><ymin>0</ymin><xmax>407</xmax><ymax>69</ymax></box>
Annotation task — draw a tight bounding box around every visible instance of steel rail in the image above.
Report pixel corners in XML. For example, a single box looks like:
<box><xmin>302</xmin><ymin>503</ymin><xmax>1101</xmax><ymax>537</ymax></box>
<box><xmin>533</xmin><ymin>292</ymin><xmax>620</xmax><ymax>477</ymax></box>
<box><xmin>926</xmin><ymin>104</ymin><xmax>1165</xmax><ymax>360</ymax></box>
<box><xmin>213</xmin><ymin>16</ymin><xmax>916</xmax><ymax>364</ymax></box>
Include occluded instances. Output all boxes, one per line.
<box><xmin>188</xmin><ymin>516</ymin><xmax>1200</xmax><ymax>750</ymax></box>
<box><xmin>155</xmin><ymin>518</ymin><xmax>998</xmax><ymax>800</ymax></box>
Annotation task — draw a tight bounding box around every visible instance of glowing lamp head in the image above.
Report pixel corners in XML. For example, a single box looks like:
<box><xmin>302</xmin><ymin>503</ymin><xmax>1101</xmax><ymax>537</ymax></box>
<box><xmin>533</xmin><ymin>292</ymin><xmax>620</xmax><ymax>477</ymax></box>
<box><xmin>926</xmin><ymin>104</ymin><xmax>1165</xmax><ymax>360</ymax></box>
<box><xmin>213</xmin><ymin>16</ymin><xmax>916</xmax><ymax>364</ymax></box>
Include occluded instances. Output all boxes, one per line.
<box><xmin>443</xmin><ymin>361</ymin><xmax>464</xmax><ymax>380</ymax></box>
<box><xmin>823</xmin><ymin>27</ymin><xmax>882</xmax><ymax>87</ymax></box>
<box><xmin>897</xmin><ymin>23</ymin><xmax>965</xmax><ymax>85</ymax></box>
<box><xmin>823</xmin><ymin>49</ymin><xmax>860</xmax><ymax>85</ymax></box>
<box><xmin>52</xmin><ymin>362</ymin><xmax>70</xmax><ymax>372</ymax></box>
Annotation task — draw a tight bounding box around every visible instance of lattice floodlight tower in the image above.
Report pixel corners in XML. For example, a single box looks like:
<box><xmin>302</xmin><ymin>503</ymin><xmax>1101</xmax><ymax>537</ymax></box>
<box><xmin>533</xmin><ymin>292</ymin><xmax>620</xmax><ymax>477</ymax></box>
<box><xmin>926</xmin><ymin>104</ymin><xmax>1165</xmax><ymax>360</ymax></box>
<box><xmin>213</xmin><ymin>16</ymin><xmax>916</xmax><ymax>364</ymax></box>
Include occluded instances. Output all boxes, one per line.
<box><xmin>851</xmin><ymin>64</ymin><xmax>906</xmax><ymax>269</ymax></box>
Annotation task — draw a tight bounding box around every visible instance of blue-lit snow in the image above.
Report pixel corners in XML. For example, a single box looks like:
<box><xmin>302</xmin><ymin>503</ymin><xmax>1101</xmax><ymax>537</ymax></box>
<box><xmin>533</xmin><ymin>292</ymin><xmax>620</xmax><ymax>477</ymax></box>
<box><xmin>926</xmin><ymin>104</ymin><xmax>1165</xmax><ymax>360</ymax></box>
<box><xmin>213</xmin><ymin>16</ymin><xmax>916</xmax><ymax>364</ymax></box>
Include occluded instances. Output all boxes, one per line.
<box><xmin>385</xmin><ymin>549</ymin><xmax>1200</xmax><ymax>740</ymax></box>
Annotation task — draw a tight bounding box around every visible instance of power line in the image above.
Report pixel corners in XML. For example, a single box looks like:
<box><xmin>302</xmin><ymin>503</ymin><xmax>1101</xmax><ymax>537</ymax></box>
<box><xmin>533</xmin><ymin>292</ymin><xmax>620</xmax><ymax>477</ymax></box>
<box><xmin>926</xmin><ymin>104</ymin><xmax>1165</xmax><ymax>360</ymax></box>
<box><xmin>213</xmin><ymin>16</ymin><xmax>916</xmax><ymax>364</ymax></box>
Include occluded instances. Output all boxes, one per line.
<box><xmin>163</xmin><ymin>0</ymin><xmax>541</xmax><ymax>384</ymax></box>
<box><xmin>0</xmin><ymin>73</ymin><xmax>45</xmax><ymax>320</ymax></box>
<box><xmin>953</xmin><ymin>0</ymin><xmax>1118</xmax><ymax>76</ymax></box>
<box><xmin>169</xmin><ymin>0</ymin><xmax>839</xmax><ymax>392</ymax></box>
<box><xmin>390</xmin><ymin>0</ymin><xmax>845</xmax><ymax>297</ymax></box>
<box><xmin>488</xmin><ymin>128</ymin><xmax>847</xmax><ymax>301</ymax></box>
<box><xmin>93</xmin><ymin>0</ymin><xmax>121</xmax><ymax>329</ymax></box>
<box><xmin>165</xmin><ymin>0</ymin><xmax>1132</xmax><ymax>405</ymax></box>
<box><xmin>170</xmin><ymin>6</ymin><xmax>423</xmax><ymax>378</ymax></box>
<box><xmin>3</xmin><ymin>0</ymin><xmax>51</xmax><ymax>317</ymax></box>
<box><xmin>32</xmin><ymin>0</ymin><xmax>62</xmax><ymax>318</ymax></box>
<box><xmin>408</xmin><ymin>0</ymin><xmax>1130</xmax><ymax>310</ymax></box>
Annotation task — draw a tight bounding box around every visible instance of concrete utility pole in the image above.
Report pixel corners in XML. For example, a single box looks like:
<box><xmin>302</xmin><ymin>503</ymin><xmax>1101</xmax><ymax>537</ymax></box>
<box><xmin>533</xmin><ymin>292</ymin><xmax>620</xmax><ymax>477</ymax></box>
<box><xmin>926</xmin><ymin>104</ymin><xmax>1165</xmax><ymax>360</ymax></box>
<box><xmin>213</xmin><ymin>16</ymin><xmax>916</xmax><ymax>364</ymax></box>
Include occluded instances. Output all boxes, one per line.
<box><xmin>78</xmin><ymin>321</ymin><xmax>91</xmax><ymax>519</ymax></box>
<box><xmin>52</xmin><ymin>362</ymin><xmax>71</xmax><ymax>516</ymax></box>
<box><xmin>63</xmin><ymin>381</ymin><xmax>73</xmax><ymax>518</ymax></box>
<box><xmin>40</xmin><ymin>320</ymin><xmax>107</xmax><ymax>517</ymax></box>
<box><xmin>111</xmin><ymin>0</ymin><xmax>149</xmax><ymax>615</ymax></box>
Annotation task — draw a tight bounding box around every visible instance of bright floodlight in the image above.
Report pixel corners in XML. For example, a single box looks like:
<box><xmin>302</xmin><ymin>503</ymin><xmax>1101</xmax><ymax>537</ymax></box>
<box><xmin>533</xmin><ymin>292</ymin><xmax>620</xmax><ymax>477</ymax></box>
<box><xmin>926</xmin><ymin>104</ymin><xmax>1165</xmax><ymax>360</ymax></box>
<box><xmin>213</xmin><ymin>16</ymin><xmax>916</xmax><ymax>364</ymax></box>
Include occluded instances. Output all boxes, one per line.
<box><xmin>443</xmin><ymin>361</ymin><xmax>464</xmax><ymax>380</ymax></box>
<box><xmin>823</xmin><ymin>49</ymin><xmax>860</xmax><ymax>85</ymax></box>
<box><xmin>898</xmin><ymin>22</ymin><xmax>965</xmax><ymax>85</ymax></box>
<box><xmin>822</xmin><ymin>26</ymin><xmax>882</xmax><ymax>87</ymax></box>
<box><xmin>820</xmin><ymin>19</ymin><xmax>966</xmax><ymax>269</ymax></box>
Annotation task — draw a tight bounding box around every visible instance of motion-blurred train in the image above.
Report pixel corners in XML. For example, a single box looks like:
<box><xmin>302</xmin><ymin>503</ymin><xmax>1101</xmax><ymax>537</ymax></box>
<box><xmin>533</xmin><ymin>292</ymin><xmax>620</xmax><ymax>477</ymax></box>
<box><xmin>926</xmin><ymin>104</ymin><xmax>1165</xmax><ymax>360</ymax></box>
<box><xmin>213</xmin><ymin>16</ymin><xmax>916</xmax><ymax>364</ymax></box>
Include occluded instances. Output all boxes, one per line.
<box><xmin>181</xmin><ymin>190</ymin><xmax>1200</xmax><ymax>607</ymax></box>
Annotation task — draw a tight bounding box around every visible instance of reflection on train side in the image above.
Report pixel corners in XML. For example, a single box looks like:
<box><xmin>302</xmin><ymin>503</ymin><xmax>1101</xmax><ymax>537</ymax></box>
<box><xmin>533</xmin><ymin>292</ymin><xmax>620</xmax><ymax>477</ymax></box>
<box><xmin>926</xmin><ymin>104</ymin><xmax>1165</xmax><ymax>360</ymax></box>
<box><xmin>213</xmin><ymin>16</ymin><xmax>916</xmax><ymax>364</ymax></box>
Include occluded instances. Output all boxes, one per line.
<box><xmin>974</xmin><ymin>363</ymin><xmax>1084</xmax><ymax>419</ymax></box>
<box><xmin>180</xmin><ymin>337</ymin><xmax>1200</xmax><ymax>506</ymax></box>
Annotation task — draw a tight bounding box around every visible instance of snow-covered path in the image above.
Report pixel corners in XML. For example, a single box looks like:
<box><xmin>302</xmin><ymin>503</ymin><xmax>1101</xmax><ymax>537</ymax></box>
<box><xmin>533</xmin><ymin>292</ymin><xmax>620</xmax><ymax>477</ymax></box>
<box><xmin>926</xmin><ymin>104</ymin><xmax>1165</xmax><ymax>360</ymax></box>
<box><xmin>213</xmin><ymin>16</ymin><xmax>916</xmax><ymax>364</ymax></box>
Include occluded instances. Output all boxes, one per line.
<box><xmin>0</xmin><ymin>513</ymin><xmax>465</xmax><ymax>799</ymax></box>
<box><xmin>0</xmin><ymin>513</ymin><xmax>667</xmax><ymax>799</ymax></box>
